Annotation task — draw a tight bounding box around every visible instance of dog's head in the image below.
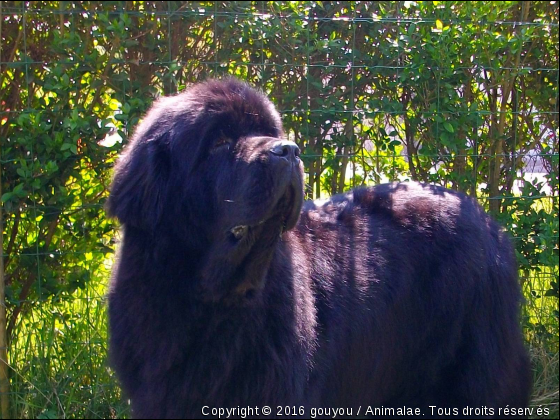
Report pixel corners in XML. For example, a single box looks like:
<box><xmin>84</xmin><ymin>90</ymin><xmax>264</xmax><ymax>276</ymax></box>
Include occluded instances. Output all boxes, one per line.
<box><xmin>107</xmin><ymin>78</ymin><xmax>304</xmax><ymax>299</ymax></box>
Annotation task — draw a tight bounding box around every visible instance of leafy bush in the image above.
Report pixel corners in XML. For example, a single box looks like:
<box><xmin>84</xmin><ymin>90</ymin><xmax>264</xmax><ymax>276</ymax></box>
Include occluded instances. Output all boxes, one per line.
<box><xmin>0</xmin><ymin>1</ymin><xmax>557</xmax><ymax>418</ymax></box>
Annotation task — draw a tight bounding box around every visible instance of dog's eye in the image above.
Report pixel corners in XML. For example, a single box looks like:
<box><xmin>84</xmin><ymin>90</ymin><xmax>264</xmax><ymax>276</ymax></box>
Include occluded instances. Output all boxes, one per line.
<box><xmin>213</xmin><ymin>135</ymin><xmax>233</xmax><ymax>151</ymax></box>
<box><xmin>230</xmin><ymin>225</ymin><xmax>248</xmax><ymax>241</ymax></box>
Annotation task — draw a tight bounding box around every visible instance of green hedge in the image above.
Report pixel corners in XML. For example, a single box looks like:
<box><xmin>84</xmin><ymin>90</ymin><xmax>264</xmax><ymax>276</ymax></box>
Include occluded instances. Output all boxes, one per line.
<box><xmin>0</xmin><ymin>2</ymin><xmax>557</xmax><ymax>418</ymax></box>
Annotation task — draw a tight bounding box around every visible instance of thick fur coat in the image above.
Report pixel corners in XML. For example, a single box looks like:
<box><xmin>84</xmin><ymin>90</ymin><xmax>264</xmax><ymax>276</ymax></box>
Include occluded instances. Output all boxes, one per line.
<box><xmin>107</xmin><ymin>78</ymin><xmax>531</xmax><ymax>418</ymax></box>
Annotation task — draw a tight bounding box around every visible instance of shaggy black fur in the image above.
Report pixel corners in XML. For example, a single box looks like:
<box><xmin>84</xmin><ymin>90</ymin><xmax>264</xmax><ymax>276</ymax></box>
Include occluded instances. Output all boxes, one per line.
<box><xmin>107</xmin><ymin>78</ymin><xmax>531</xmax><ymax>418</ymax></box>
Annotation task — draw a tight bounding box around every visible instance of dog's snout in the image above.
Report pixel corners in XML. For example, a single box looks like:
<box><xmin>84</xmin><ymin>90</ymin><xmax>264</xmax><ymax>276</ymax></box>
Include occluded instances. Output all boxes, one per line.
<box><xmin>270</xmin><ymin>140</ymin><xmax>300</xmax><ymax>161</ymax></box>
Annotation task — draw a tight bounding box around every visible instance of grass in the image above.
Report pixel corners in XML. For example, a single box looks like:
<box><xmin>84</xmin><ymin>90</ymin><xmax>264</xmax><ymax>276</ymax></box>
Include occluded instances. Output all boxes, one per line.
<box><xmin>530</xmin><ymin>347</ymin><xmax>560</xmax><ymax>419</ymax></box>
<box><xmin>5</xmin><ymin>266</ymin><xmax>559</xmax><ymax>419</ymax></box>
<box><xmin>522</xmin><ymin>267</ymin><xmax>560</xmax><ymax>351</ymax></box>
<box><xmin>8</xmin><ymin>266</ymin><xmax>129</xmax><ymax>419</ymax></box>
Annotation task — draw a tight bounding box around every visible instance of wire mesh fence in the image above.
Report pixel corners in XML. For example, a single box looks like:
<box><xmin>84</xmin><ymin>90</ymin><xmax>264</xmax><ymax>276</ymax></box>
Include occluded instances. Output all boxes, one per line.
<box><xmin>0</xmin><ymin>1</ymin><xmax>558</xmax><ymax>418</ymax></box>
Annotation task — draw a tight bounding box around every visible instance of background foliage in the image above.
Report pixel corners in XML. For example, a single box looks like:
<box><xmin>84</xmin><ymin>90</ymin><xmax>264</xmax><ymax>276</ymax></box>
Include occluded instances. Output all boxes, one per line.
<box><xmin>0</xmin><ymin>1</ymin><xmax>558</xmax><ymax>418</ymax></box>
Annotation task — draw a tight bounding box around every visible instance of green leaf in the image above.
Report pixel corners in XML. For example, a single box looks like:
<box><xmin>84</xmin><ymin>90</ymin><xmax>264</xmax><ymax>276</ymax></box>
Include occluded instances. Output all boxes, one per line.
<box><xmin>38</xmin><ymin>409</ymin><xmax>58</xmax><ymax>420</ymax></box>
<box><xmin>545</xmin><ymin>289</ymin><xmax>559</xmax><ymax>298</ymax></box>
<box><xmin>1</xmin><ymin>192</ymin><xmax>14</xmax><ymax>202</ymax></box>
<box><xmin>443</xmin><ymin>122</ymin><xmax>454</xmax><ymax>133</ymax></box>
<box><xmin>13</xmin><ymin>183</ymin><xmax>26</xmax><ymax>197</ymax></box>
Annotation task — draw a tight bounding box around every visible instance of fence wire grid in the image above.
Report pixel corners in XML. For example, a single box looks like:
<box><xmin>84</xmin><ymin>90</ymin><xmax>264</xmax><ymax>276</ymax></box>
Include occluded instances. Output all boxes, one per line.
<box><xmin>0</xmin><ymin>1</ymin><xmax>558</xmax><ymax>419</ymax></box>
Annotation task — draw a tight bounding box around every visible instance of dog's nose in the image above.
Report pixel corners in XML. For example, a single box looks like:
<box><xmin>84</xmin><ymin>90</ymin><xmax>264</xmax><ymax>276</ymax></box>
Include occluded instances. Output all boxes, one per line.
<box><xmin>270</xmin><ymin>140</ymin><xmax>300</xmax><ymax>161</ymax></box>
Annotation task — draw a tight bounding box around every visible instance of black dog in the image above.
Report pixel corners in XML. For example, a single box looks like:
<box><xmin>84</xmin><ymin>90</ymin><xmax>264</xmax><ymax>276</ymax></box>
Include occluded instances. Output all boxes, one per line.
<box><xmin>107</xmin><ymin>78</ymin><xmax>531</xmax><ymax>418</ymax></box>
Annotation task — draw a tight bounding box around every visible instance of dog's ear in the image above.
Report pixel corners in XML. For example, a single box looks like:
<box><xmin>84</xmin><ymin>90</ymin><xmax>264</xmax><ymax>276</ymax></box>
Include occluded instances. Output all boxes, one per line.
<box><xmin>106</xmin><ymin>133</ymin><xmax>170</xmax><ymax>229</ymax></box>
